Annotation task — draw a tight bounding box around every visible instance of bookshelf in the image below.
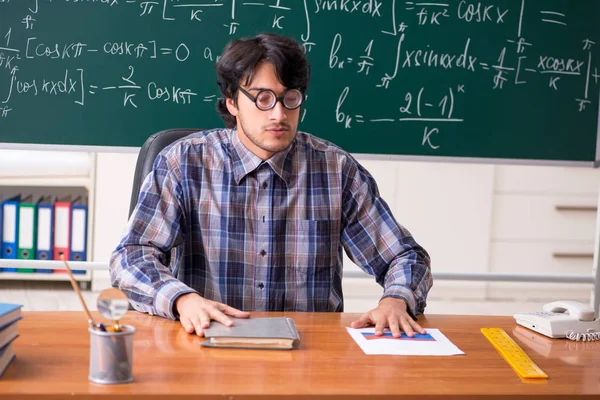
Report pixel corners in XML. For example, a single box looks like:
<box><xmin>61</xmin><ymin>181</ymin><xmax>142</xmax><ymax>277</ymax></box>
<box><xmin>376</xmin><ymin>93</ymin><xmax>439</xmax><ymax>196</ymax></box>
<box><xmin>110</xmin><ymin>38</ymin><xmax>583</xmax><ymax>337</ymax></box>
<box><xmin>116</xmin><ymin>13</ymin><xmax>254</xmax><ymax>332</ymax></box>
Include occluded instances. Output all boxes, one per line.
<box><xmin>0</xmin><ymin>149</ymin><xmax>96</xmax><ymax>288</ymax></box>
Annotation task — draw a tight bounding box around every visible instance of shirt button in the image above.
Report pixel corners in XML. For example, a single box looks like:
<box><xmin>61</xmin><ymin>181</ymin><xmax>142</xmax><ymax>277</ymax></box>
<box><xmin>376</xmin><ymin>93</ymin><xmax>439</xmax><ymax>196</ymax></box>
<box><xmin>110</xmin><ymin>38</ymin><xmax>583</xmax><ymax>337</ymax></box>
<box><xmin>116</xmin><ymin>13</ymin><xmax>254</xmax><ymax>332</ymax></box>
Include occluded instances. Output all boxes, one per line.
<box><xmin>262</xmin><ymin>182</ymin><xmax>268</xmax><ymax>189</ymax></box>
<box><xmin>257</xmin><ymin>282</ymin><xmax>265</xmax><ymax>289</ymax></box>
<box><xmin>260</xmin><ymin>249</ymin><xmax>267</xmax><ymax>257</ymax></box>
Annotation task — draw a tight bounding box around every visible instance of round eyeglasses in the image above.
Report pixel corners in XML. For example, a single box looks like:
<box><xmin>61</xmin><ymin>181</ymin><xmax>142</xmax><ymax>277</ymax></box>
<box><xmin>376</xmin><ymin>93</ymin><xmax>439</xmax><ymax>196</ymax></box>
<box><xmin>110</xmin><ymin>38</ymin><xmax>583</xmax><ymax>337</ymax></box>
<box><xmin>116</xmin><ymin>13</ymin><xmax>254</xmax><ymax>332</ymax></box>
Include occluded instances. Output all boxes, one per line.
<box><xmin>238</xmin><ymin>87</ymin><xmax>304</xmax><ymax>111</ymax></box>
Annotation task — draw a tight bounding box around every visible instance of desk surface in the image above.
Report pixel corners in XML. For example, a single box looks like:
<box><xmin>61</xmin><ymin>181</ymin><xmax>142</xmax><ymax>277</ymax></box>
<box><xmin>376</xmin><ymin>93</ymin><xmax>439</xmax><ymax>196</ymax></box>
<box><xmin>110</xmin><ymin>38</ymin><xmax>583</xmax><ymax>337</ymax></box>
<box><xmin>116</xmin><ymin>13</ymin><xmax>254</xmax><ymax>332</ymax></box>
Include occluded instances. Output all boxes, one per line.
<box><xmin>1</xmin><ymin>312</ymin><xmax>599</xmax><ymax>399</ymax></box>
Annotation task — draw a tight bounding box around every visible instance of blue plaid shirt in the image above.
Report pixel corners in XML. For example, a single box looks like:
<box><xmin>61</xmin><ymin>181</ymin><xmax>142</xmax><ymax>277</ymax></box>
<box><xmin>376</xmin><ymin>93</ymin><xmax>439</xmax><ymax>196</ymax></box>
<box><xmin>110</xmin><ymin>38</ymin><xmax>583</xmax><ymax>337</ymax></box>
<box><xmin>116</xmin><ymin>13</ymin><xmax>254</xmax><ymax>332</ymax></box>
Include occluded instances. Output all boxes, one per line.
<box><xmin>110</xmin><ymin>128</ymin><xmax>432</xmax><ymax>320</ymax></box>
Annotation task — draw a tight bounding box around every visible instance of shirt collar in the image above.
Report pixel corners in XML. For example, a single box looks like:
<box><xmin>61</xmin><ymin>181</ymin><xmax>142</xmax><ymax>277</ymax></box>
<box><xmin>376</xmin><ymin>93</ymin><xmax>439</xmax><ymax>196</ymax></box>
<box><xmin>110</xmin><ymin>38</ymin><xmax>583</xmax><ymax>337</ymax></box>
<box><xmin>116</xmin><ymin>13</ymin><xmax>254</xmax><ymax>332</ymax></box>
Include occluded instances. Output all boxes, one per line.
<box><xmin>230</xmin><ymin>129</ymin><xmax>294</xmax><ymax>186</ymax></box>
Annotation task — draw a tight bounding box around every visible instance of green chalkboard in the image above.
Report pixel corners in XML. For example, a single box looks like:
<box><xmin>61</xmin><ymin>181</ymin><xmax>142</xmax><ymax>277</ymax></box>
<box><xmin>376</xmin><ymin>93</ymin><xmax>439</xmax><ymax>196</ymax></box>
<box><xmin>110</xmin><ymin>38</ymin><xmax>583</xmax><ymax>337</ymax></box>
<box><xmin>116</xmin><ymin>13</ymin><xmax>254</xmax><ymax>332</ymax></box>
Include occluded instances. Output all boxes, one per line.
<box><xmin>0</xmin><ymin>0</ymin><xmax>598</xmax><ymax>164</ymax></box>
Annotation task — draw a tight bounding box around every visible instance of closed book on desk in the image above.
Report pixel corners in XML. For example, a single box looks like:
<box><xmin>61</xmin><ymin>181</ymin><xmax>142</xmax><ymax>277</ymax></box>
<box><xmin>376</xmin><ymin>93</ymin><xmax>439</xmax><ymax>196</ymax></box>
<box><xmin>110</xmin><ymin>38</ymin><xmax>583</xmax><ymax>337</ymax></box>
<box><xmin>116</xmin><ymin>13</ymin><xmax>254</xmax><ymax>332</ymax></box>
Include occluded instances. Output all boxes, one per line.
<box><xmin>0</xmin><ymin>303</ymin><xmax>22</xmax><ymax>329</ymax></box>
<box><xmin>0</xmin><ymin>341</ymin><xmax>16</xmax><ymax>379</ymax></box>
<box><xmin>202</xmin><ymin>317</ymin><xmax>300</xmax><ymax>350</ymax></box>
<box><xmin>0</xmin><ymin>320</ymin><xmax>20</xmax><ymax>351</ymax></box>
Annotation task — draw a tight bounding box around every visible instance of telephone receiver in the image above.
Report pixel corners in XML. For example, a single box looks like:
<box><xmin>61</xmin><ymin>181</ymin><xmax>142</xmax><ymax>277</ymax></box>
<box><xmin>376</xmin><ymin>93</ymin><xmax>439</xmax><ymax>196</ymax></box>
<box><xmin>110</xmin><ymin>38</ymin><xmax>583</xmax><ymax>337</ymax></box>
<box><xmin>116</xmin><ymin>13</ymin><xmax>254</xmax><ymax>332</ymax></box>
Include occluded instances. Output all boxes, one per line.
<box><xmin>513</xmin><ymin>301</ymin><xmax>600</xmax><ymax>341</ymax></box>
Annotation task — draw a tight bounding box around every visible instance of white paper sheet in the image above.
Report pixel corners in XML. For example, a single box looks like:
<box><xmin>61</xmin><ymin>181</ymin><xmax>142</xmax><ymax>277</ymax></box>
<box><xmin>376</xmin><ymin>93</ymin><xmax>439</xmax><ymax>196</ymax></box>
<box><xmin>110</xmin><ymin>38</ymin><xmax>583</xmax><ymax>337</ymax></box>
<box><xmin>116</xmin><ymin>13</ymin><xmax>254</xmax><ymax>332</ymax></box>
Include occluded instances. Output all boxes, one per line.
<box><xmin>346</xmin><ymin>327</ymin><xmax>465</xmax><ymax>356</ymax></box>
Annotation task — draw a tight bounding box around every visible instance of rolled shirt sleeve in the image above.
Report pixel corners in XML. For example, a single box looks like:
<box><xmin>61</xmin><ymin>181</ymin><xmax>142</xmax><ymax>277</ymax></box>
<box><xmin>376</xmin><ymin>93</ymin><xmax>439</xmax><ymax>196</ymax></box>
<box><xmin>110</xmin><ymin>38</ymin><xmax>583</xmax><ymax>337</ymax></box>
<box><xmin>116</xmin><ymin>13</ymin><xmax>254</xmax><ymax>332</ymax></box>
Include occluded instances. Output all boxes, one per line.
<box><xmin>109</xmin><ymin>148</ymin><xmax>196</xmax><ymax>319</ymax></box>
<box><xmin>341</xmin><ymin>157</ymin><xmax>432</xmax><ymax>317</ymax></box>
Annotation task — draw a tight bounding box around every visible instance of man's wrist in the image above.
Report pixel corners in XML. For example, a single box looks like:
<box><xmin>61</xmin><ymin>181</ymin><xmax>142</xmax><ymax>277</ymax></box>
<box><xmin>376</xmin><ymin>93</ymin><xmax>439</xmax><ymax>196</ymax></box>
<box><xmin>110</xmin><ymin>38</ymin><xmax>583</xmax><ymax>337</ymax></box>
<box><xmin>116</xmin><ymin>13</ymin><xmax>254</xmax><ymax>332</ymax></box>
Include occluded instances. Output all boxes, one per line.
<box><xmin>381</xmin><ymin>284</ymin><xmax>417</xmax><ymax>315</ymax></box>
<box><xmin>380</xmin><ymin>295</ymin><xmax>417</xmax><ymax>320</ymax></box>
<box><xmin>173</xmin><ymin>292</ymin><xmax>201</xmax><ymax>319</ymax></box>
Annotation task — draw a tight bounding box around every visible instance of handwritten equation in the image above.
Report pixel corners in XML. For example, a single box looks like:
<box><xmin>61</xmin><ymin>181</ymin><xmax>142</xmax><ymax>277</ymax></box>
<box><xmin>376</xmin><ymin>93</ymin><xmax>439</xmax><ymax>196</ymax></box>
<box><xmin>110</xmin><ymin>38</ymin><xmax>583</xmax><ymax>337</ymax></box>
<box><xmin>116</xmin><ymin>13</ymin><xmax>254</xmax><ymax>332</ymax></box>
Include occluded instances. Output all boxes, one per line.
<box><xmin>0</xmin><ymin>0</ymin><xmax>598</xmax><ymax>152</ymax></box>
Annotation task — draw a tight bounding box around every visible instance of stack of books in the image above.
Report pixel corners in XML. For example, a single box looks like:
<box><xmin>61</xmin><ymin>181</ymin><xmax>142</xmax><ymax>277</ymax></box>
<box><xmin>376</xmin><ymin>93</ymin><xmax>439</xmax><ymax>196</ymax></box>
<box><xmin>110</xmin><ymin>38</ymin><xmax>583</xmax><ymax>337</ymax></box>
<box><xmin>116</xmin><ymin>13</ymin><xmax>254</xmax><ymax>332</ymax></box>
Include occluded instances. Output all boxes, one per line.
<box><xmin>0</xmin><ymin>303</ymin><xmax>22</xmax><ymax>378</ymax></box>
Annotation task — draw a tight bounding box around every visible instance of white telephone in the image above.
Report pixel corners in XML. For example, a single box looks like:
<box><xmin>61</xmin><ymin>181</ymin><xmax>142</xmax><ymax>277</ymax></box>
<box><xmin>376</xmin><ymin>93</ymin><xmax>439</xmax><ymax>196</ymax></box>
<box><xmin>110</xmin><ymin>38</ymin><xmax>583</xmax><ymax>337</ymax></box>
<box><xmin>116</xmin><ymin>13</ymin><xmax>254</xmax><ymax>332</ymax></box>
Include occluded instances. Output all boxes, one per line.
<box><xmin>513</xmin><ymin>301</ymin><xmax>600</xmax><ymax>341</ymax></box>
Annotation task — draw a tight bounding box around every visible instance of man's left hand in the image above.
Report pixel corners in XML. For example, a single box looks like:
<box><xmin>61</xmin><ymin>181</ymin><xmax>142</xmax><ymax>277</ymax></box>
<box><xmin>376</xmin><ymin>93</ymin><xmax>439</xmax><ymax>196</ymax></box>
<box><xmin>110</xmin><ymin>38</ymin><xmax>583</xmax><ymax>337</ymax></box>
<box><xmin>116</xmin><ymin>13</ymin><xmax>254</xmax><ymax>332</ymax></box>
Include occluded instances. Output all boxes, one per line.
<box><xmin>350</xmin><ymin>297</ymin><xmax>426</xmax><ymax>337</ymax></box>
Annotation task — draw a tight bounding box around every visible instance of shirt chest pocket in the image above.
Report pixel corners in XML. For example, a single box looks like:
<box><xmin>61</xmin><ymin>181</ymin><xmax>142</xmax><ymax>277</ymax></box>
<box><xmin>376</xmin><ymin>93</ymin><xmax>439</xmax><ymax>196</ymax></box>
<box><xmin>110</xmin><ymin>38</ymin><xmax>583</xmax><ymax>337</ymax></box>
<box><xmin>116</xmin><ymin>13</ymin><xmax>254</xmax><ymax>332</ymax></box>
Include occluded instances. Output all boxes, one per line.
<box><xmin>285</xmin><ymin>219</ymin><xmax>337</xmax><ymax>270</ymax></box>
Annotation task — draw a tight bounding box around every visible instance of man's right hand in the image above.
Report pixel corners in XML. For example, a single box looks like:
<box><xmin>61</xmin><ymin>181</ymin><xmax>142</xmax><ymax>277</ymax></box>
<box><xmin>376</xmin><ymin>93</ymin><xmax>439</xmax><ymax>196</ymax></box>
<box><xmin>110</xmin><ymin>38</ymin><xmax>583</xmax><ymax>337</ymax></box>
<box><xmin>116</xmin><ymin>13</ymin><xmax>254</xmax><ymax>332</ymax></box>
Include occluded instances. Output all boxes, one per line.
<box><xmin>174</xmin><ymin>293</ymin><xmax>250</xmax><ymax>336</ymax></box>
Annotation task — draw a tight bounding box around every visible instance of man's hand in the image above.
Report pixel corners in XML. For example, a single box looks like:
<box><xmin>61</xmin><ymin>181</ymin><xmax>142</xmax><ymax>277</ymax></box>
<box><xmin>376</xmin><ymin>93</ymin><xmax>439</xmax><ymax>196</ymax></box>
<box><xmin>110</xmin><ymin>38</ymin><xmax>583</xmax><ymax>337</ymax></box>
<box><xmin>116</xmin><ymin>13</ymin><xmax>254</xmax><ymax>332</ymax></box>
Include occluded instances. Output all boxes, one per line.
<box><xmin>175</xmin><ymin>293</ymin><xmax>250</xmax><ymax>336</ymax></box>
<box><xmin>350</xmin><ymin>297</ymin><xmax>426</xmax><ymax>337</ymax></box>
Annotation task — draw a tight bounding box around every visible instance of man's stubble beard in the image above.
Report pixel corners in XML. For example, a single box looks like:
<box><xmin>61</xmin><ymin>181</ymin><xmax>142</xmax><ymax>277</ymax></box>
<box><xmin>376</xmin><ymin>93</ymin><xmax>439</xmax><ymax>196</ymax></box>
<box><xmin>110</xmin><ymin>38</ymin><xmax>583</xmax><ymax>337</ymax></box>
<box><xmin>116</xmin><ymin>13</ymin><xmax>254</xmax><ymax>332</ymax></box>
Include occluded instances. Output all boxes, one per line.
<box><xmin>238</xmin><ymin>114</ymin><xmax>296</xmax><ymax>155</ymax></box>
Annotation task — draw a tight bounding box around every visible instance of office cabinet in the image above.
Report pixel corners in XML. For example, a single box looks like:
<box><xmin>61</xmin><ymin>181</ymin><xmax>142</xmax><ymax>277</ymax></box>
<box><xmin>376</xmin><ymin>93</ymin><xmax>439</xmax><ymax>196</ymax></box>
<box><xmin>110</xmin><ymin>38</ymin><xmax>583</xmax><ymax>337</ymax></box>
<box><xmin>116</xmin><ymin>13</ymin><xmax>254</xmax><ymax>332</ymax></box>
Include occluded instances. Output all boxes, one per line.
<box><xmin>487</xmin><ymin>165</ymin><xmax>599</xmax><ymax>303</ymax></box>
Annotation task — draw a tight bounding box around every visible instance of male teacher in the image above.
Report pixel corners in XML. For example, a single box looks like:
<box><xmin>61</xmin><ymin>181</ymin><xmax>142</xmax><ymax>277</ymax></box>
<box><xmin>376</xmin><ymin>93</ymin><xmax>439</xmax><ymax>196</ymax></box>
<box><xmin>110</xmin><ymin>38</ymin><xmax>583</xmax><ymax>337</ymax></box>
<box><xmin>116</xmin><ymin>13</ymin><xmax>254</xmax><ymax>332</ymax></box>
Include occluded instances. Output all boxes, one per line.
<box><xmin>110</xmin><ymin>33</ymin><xmax>433</xmax><ymax>338</ymax></box>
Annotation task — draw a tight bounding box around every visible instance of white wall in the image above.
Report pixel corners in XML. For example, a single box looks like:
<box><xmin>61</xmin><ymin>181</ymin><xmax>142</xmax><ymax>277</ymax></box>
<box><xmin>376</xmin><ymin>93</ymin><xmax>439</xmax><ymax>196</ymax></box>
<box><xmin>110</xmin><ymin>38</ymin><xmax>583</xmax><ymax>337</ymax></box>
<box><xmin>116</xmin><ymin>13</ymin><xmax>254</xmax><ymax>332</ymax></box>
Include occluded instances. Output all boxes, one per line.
<box><xmin>92</xmin><ymin>152</ymin><xmax>138</xmax><ymax>290</ymax></box>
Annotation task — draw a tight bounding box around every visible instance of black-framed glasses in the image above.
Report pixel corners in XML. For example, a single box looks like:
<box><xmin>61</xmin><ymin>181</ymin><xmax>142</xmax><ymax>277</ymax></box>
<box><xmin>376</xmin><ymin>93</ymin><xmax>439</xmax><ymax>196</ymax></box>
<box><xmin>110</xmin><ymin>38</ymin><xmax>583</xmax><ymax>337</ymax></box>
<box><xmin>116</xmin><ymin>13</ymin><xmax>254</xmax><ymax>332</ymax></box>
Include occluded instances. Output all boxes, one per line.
<box><xmin>238</xmin><ymin>87</ymin><xmax>304</xmax><ymax>111</ymax></box>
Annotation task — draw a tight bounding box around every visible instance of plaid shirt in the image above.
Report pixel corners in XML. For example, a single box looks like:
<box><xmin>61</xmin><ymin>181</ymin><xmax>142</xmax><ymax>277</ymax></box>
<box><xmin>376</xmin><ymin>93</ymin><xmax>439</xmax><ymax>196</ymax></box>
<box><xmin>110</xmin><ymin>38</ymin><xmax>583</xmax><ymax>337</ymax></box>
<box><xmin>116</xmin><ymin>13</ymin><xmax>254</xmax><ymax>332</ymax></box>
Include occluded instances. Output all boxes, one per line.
<box><xmin>110</xmin><ymin>129</ymin><xmax>432</xmax><ymax>320</ymax></box>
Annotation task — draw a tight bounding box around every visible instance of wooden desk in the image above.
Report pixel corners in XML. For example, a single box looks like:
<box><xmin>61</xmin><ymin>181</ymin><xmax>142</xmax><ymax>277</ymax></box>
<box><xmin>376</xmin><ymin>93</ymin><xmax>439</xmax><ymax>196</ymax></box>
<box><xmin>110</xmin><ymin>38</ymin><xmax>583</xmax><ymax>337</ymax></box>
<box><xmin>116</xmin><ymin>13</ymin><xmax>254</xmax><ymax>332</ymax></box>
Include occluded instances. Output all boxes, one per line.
<box><xmin>1</xmin><ymin>312</ymin><xmax>599</xmax><ymax>399</ymax></box>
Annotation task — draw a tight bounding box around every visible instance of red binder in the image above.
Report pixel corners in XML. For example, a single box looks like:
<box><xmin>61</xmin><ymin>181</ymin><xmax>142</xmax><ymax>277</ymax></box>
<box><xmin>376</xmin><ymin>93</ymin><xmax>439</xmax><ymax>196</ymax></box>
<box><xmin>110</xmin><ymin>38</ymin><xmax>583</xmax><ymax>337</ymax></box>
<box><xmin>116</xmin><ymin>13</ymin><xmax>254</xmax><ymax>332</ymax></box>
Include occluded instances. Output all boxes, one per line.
<box><xmin>52</xmin><ymin>198</ymin><xmax>72</xmax><ymax>265</ymax></box>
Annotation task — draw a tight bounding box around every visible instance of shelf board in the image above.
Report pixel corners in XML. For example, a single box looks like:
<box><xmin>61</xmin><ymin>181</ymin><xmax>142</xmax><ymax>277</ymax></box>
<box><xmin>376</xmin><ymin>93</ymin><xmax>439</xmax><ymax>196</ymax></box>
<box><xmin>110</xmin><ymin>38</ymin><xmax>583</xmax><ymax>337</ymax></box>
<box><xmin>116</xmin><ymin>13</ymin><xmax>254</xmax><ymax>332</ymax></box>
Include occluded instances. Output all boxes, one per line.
<box><xmin>0</xmin><ymin>260</ymin><xmax>107</xmax><ymax>284</ymax></box>
<box><xmin>0</xmin><ymin>259</ymin><xmax>108</xmax><ymax>271</ymax></box>
<box><xmin>0</xmin><ymin>271</ymin><xmax>91</xmax><ymax>281</ymax></box>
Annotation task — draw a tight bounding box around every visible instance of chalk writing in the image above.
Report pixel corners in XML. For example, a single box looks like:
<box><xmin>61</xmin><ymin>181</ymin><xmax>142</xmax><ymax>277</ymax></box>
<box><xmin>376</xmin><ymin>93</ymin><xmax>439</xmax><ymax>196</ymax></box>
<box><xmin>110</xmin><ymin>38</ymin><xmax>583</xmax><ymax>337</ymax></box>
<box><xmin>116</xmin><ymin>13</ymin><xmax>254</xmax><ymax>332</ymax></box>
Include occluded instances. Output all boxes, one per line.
<box><xmin>0</xmin><ymin>0</ymin><xmax>598</xmax><ymax>157</ymax></box>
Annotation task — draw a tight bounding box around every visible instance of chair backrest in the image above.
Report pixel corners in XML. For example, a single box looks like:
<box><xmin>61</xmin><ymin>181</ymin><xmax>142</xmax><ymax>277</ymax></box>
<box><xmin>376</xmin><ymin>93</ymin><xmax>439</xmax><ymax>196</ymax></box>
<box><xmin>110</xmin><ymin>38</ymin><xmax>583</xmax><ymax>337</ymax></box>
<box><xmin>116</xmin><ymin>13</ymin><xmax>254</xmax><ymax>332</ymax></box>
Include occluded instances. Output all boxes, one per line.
<box><xmin>129</xmin><ymin>128</ymin><xmax>200</xmax><ymax>216</ymax></box>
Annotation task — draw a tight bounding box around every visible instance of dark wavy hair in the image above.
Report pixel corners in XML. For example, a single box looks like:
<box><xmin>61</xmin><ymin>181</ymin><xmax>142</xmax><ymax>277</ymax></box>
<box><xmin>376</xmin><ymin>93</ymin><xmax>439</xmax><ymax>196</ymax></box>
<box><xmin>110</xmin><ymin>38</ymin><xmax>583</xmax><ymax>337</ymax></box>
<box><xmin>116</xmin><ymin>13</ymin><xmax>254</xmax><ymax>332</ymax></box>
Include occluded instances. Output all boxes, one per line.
<box><xmin>215</xmin><ymin>33</ymin><xmax>311</xmax><ymax>128</ymax></box>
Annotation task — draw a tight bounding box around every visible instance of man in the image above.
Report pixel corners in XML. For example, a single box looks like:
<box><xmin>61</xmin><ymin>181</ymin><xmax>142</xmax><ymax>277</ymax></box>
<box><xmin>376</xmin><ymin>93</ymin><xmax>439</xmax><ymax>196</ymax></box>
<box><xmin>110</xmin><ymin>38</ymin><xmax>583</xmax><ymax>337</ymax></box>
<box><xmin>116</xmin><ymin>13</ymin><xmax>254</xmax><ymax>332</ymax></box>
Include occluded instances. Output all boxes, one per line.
<box><xmin>110</xmin><ymin>33</ymin><xmax>432</xmax><ymax>338</ymax></box>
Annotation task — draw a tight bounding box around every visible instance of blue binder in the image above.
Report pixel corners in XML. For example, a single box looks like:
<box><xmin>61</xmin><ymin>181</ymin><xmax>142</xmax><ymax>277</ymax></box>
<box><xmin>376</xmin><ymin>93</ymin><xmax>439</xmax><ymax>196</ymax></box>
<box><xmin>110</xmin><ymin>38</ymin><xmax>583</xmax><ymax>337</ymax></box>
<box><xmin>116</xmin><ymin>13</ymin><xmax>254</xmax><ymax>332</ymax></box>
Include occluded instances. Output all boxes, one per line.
<box><xmin>1</xmin><ymin>195</ymin><xmax>20</xmax><ymax>270</ymax></box>
<box><xmin>35</xmin><ymin>196</ymin><xmax>54</xmax><ymax>272</ymax></box>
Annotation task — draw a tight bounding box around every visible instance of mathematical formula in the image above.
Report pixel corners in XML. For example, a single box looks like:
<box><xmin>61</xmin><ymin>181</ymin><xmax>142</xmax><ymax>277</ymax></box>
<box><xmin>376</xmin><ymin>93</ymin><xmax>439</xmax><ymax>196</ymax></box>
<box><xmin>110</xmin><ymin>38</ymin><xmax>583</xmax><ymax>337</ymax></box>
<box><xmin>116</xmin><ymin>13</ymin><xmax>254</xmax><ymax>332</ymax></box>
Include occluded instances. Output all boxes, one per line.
<box><xmin>0</xmin><ymin>0</ymin><xmax>598</xmax><ymax>151</ymax></box>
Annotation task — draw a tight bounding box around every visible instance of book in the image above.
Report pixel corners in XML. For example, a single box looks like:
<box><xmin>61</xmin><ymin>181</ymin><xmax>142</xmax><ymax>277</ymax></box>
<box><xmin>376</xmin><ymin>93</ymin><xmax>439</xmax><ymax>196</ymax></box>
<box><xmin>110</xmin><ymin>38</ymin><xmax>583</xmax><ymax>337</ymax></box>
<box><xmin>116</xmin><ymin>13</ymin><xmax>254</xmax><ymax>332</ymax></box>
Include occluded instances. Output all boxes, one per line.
<box><xmin>201</xmin><ymin>317</ymin><xmax>300</xmax><ymax>350</ymax></box>
<box><xmin>0</xmin><ymin>321</ymin><xmax>19</xmax><ymax>351</ymax></box>
<box><xmin>0</xmin><ymin>341</ymin><xmax>16</xmax><ymax>378</ymax></box>
<box><xmin>0</xmin><ymin>303</ymin><xmax>22</xmax><ymax>329</ymax></box>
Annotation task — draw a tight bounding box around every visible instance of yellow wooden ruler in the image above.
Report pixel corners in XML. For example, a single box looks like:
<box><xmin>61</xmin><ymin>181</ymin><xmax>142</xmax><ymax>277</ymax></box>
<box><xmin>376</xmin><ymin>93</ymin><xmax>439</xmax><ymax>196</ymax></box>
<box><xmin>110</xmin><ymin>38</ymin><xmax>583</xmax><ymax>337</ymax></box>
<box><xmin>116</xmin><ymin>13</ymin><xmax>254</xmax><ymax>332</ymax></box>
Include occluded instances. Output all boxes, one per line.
<box><xmin>481</xmin><ymin>328</ymin><xmax>548</xmax><ymax>379</ymax></box>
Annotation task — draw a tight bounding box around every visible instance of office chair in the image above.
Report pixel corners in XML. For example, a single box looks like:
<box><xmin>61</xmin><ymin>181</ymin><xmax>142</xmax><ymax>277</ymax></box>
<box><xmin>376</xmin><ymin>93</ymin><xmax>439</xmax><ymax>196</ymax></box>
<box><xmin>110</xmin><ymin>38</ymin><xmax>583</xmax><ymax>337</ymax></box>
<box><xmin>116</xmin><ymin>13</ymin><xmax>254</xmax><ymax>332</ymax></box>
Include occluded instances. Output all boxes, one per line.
<box><xmin>128</xmin><ymin>128</ymin><xmax>200</xmax><ymax>216</ymax></box>
<box><xmin>121</xmin><ymin>128</ymin><xmax>199</xmax><ymax>308</ymax></box>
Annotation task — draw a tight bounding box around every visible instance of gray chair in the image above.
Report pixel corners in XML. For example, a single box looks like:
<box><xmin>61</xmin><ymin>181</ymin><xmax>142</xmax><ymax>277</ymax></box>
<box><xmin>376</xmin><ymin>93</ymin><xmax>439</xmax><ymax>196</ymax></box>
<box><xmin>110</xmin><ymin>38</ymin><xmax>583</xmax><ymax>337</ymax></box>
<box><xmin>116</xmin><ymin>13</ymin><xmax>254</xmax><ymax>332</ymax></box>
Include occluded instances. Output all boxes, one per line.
<box><xmin>129</xmin><ymin>128</ymin><xmax>200</xmax><ymax>216</ymax></box>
